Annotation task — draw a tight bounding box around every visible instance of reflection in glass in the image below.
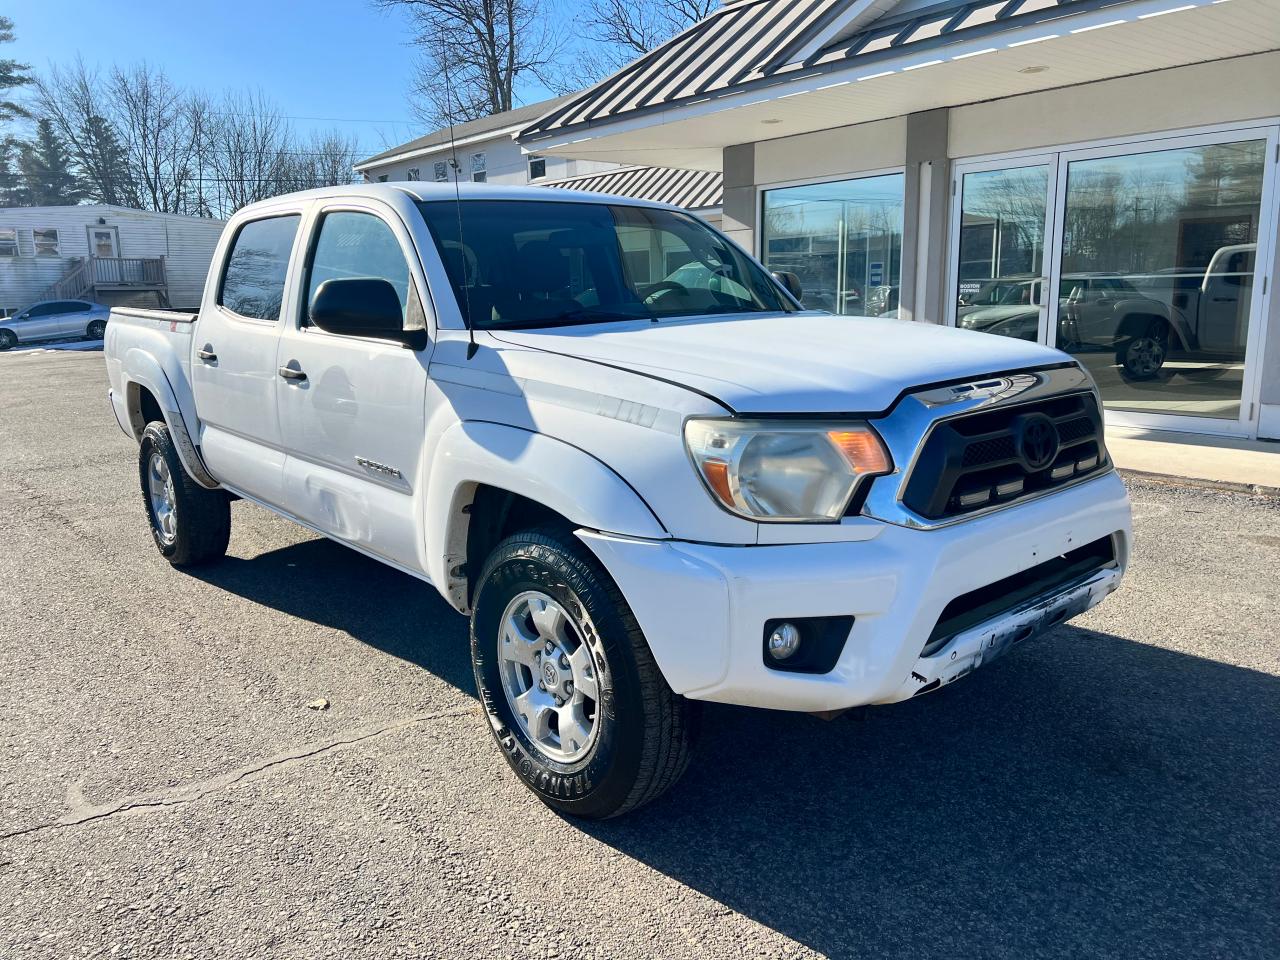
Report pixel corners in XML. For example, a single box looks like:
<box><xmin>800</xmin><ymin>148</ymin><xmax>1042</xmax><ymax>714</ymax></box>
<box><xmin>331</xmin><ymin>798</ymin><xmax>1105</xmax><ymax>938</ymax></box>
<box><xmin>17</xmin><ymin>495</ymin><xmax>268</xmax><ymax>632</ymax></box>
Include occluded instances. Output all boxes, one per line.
<box><xmin>1058</xmin><ymin>140</ymin><xmax>1264</xmax><ymax>420</ymax></box>
<box><xmin>761</xmin><ymin>174</ymin><xmax>904</xmax><ymax>317</ymax></box>
<box><xmin>954</xmin><ymin>165</ymin><xmax>1049</xmax><ymax>341</ymax></box>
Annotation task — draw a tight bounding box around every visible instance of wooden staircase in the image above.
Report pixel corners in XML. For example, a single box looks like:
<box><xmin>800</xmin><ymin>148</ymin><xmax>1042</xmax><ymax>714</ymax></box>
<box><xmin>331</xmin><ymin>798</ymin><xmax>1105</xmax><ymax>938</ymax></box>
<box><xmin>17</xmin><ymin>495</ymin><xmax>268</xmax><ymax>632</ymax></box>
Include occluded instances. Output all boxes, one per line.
<box><xmin>37</xmin><ymin>256</ymin><xmax>170</xmax><ymax>306</ymax></box>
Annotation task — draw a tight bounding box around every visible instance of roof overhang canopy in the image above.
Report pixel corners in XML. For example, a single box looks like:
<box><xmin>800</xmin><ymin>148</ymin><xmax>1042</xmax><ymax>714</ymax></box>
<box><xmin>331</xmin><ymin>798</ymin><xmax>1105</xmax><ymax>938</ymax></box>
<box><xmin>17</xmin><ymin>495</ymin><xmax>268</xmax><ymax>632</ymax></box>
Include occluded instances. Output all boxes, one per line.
<box><xmin>518</xmin><ymin>0</ymin><xmax>1278</xmax><ymax>170</ymax></box>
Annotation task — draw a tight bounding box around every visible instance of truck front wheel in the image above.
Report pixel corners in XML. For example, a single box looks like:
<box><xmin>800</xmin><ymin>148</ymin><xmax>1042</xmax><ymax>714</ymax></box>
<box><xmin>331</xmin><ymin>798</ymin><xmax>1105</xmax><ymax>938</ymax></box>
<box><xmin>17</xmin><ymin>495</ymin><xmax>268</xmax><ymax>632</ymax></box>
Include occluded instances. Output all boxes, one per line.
<box><xmin>470</xmin><ymin>527</ymin><xmax>697</xmax><ymax>819</ymax></box>
<box><xmin>138</xmin><ymin>421</ymin><xmax>231</xmax><ymax>567</ymax></box>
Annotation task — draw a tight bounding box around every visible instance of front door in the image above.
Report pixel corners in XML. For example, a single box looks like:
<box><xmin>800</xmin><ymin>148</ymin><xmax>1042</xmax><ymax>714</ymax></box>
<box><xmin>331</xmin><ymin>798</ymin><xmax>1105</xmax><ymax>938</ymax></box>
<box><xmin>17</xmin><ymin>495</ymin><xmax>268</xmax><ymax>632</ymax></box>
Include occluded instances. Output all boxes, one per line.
<box><xmin>87</xmin><ymin>225</ymin><xmax>120</xmax><ymax>258</ymax></box>
<box><xmin>275</xmin><ymin>202</ymin><xmax>432</xmax><ymax>573</ymax></box>
<box><xmin>951</xmin><ymin>125</ymin><xmax>1279</xmax><ymax>436</ymax></box>
<box><xmin>191</xmin><ymin>212</ymin><xmax>303</xmax><ymax>505</ymax></box>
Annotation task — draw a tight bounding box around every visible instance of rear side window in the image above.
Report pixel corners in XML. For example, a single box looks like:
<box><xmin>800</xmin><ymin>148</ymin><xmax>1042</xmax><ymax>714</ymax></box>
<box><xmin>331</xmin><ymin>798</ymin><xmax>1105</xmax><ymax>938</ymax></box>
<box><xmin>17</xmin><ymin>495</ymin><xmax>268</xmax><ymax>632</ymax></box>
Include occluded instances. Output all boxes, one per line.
<box><xmin>218</xmin><ymin>215</ymin><xmax>300</xmax><ymax>321</ymax></box>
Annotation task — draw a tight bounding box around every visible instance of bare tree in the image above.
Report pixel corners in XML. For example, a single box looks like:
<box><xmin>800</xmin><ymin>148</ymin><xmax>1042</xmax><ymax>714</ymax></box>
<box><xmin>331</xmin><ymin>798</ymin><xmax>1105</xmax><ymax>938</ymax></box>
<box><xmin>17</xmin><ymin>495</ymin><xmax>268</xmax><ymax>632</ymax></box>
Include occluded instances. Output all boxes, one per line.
<box><xmin>109</xmin><ymin>63</ymin><xmax>203</xmax><ymax>214</ymax></box>
<box><xmin>36</xmin><ymin>60</ymin><xmax>135</xmax><ymax>206</ymax></box>
<box><xmin>35</xmin><ymin>61</ymin><xmax>361</xmax><ymax>217</ymax></box>
<box><xmin>375</xmin><ymin>0</ymin><xmax>565</xmax><ymax>126</ymax></box>
<box><xmin>283</xmin><ymin>129</ymin><xmax>361</xmax><ymax>192</ymax></box>
<box><xmin>201</xmin><ymin>90</ymin><xmax>292</xmax><ymax>214</ymax></box>
<box><xmin>581</xmin><ymin>0</ymin><xmax>717</xmax><ymax>76</ymax></box>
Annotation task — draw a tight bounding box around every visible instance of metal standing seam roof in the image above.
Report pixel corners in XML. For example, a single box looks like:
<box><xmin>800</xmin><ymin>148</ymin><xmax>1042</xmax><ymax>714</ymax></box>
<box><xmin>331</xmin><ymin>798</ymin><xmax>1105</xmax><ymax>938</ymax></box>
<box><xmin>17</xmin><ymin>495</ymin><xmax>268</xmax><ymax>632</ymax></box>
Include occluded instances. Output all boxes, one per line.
<box><xmin>520</xmin><ymin>0</ymin><xmax>1136</xmax><ymax>141</ymax></box>
<box><xmin>540</xmin><ymin>166</ymin><xmax>723</xmax><ymax>209</ymax></box>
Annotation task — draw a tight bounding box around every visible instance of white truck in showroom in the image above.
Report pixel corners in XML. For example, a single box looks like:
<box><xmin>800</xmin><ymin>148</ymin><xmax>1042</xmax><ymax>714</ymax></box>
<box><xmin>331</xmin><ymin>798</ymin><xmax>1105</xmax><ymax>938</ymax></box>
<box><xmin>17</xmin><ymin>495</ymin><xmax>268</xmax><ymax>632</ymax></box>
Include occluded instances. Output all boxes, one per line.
<box><xmin>104</xmin><ymin>184</ymin><xmax>1131</xmax><ymax>819</ymax></box>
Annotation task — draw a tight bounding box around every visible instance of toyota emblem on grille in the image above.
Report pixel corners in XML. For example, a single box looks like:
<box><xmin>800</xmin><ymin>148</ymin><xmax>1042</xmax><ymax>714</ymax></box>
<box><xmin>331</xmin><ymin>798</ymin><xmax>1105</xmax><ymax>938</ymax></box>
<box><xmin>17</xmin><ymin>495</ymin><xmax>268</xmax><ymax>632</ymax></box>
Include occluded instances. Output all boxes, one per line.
<box><xmin>1017</xmin><ymin>413</ymin><xmax>1060</xmax><ymax>471</ymax></box>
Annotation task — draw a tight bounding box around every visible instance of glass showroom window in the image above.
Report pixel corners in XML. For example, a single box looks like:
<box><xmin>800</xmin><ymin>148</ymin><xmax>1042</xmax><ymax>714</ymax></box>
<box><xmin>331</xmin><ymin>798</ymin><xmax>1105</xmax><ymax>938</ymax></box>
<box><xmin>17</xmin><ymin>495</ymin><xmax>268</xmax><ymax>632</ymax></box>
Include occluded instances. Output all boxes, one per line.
<box><xmin>761</xmin><ymin>173</ymin><xmax>904</xmax><ymax>317</ymax></box>
<box><xmin>1056</xmin><ymin>139</ymin><xmax>1267</xmax><ymax>421</ymax></box>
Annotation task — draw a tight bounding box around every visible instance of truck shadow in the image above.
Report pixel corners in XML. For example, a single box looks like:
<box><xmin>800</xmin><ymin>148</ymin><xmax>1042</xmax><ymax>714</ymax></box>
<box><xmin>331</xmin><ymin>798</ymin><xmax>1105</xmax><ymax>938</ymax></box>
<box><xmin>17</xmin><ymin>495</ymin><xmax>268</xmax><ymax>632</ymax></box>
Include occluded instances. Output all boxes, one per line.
<box><xmin>189</xmin><ymin>539</ymin><xmax>1276</xmax><ymax>957</ymax></box>
<box><xmin>580</xmin><ymin>628</ymin><xmax>1278</xmax><ymax>958</ymax></box>
<box><xmin>189</xmin><ymin>535</ymin><xmax>478</xmax><ymax>697</ymax></box>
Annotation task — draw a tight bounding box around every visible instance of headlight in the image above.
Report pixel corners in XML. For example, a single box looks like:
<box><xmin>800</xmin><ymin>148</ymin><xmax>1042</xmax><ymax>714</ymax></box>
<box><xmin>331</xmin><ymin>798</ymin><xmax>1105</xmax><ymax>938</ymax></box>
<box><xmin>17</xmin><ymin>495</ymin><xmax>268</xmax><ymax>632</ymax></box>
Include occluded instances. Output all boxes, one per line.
<box><xmin>684</xmin><ymin>418</ymin><xmax>892</xmax><ymax>522</ymax></box>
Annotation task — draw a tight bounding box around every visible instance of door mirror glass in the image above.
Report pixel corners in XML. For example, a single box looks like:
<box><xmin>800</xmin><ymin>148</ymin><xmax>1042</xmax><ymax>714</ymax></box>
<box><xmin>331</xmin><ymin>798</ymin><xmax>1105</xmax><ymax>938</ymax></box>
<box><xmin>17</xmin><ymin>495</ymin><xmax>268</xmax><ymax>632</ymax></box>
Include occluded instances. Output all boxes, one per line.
<box><xmin>310</xmin><ymin>278</ymin><xmax>420</xmax><ymax>346</ymax></box>
<box><xmin>773</xmin><ymin>271</ymin><xmax>803</xmax><ymax>302</ymax></box>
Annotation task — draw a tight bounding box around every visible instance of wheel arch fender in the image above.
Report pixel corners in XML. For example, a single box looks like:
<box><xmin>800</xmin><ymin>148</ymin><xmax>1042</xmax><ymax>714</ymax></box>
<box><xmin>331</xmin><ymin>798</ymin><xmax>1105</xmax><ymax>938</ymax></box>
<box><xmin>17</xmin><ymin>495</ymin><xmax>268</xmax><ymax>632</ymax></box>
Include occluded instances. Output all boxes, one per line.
<box><xmin>423</xmin><ymin>420</ymin><xmax>668</xmax><ymax>612</ymax></box>
<box><xmin>121</xmin><ymin>349</ymin><xmax>219</xmax><ymax>490</ymax></box>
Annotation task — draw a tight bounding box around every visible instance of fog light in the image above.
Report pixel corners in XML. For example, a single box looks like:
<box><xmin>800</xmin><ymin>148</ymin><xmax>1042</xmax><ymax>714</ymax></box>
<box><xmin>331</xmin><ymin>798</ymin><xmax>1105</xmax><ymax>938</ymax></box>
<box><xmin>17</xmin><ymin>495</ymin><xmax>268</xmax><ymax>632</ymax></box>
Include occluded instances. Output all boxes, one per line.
<box><xmin>766</xmin><ymin>622</ymin><xmax>802</xmax><ymax>661</ymax></box>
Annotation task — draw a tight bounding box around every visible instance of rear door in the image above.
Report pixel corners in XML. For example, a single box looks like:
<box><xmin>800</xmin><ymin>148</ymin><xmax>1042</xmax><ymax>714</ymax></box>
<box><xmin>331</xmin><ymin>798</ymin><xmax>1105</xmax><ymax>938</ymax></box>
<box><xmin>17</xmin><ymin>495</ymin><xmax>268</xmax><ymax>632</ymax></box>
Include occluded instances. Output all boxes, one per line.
<box><xmin>275</xmin><ymin>200</ymin><xmax>432</xmax><ymax>571</ymax></box>
<box><xmin>191</xmin><ymin>210</ymin><xmax>304</xmax><ymax>505</ymax></box>
<box><xmin>53</xmin><ymin>300</ymin><xmax>92</xmax><ymax>336</ymax></box>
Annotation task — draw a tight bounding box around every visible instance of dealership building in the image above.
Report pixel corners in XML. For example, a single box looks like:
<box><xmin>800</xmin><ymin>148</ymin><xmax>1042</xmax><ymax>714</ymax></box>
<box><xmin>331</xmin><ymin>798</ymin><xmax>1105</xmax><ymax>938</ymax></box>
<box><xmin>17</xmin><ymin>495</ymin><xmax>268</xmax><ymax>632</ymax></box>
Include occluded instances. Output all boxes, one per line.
<box><xmin>518</xmin><ymin>0</ymin><xmax>1280</xmax><ymax>441</ymax></box>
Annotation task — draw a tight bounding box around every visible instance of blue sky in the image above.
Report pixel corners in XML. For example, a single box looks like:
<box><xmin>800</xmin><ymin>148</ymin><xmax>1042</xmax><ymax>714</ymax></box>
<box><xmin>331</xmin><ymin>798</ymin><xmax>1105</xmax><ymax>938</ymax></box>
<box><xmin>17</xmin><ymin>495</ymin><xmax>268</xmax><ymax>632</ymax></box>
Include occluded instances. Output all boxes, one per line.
<box><xmin>8</xmin><ymin>0</ymin><xmax>453</xmax><ymax>159</ymax></box>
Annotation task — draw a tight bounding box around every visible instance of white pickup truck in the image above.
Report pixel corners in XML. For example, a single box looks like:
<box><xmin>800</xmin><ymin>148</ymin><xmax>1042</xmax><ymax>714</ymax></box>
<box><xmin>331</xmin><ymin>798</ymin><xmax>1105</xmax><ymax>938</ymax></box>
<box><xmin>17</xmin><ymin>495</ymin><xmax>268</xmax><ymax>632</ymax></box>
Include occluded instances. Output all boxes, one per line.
<box><xmin>105</xmin><ymin>184</ymin><xmax>1131</xmax><ymax>818</ymax></box>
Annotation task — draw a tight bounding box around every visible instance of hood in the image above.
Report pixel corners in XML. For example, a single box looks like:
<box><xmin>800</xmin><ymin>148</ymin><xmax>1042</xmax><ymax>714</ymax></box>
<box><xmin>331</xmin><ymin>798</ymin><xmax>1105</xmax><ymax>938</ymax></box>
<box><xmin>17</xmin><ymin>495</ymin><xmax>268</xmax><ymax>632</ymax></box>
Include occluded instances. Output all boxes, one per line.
<box><xmin>491</xmin><ymin>312</ymin><xmax>1069</xmax><ymax>414</ymax></box>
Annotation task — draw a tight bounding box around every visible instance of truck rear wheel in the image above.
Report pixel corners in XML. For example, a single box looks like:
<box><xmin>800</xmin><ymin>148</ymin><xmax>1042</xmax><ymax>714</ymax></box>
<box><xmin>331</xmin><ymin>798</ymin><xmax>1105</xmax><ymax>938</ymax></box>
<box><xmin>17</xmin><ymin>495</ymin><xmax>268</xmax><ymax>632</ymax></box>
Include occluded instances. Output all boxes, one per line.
<box><xmin>138</xmin><ymin>421</ymin><xmax>230</xmax><ymax>567</ymax></box>
<box><xmin>470</xmin><ymin>527</ymin><xmax>696</xmax><ymax>819</ymax></box>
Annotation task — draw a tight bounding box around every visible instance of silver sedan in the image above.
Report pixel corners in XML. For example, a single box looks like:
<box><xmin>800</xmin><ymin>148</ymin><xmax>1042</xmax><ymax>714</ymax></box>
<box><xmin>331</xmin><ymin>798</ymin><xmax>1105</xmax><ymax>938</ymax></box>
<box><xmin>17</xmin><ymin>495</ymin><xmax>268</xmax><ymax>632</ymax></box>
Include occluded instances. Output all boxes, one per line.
<box><xmin>0</xmin><ymin>299</ymin><xmax>110</xmax><ymax>350</ymax></box>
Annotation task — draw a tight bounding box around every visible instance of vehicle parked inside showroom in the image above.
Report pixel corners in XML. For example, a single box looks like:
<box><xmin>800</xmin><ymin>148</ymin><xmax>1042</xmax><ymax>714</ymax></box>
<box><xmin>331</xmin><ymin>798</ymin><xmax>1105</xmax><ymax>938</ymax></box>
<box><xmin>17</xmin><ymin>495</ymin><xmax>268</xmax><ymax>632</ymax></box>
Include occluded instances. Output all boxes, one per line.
<box><xmin>103</xmin><ymin>183</ymin><xmax>1131</xmax><ymax>818</ymax></box>
<box><xmin>0</xmin><ymin>299</ymin><xmax>109</xmax><ymax>350</ymax></box>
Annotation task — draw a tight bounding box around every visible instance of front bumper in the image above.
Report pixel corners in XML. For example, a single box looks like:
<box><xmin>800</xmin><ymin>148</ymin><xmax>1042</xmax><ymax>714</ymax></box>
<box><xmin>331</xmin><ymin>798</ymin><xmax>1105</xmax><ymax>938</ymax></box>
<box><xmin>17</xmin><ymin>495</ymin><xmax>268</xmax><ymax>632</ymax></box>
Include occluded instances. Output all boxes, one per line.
<box><xmin>577</xmin><ymin>469</ymin><xmax>1131</xmax><ymax>713</ymax></box>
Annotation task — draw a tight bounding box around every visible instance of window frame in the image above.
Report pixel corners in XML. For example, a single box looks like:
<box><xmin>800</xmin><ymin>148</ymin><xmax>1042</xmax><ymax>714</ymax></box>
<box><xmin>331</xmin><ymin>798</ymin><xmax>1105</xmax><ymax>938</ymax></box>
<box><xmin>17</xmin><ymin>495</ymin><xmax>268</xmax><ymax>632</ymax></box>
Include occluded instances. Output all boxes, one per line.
<box><xmin>33</xmin><ymin>227</ymin><xmax>60</xmax><ymax>257</ymax></box>
<box><xmin>433</xmin><ymin>160</ymin><xmax>449</xmax><ymax>182</ymax></box>
<box><xmin>0</xmin><ymin>227</ymin><xmax>17</xmax><ymax>257</ymax></box>
<box><xmin>295</xmin><ymin>202</ymin><xmax>431</xmax><ymax>346</ymax></box>
<box><xmin>407</xmin><ymin>167</ymin><xmax>421</xmax><ymax>182</ymax></box>
<box><xmin>215</xmin><ymin>213</ymin><xmax>304</xmax><ymax>324</ymax></box>
<box><xmin>527</xmin><ymin>155</ymin><xmax>546</xmax><ymax>181</ymax></box>
<box><xmin>470</xmin><ymin>152</ymin><xmax>487</xmax><ymax>183</ymax></box>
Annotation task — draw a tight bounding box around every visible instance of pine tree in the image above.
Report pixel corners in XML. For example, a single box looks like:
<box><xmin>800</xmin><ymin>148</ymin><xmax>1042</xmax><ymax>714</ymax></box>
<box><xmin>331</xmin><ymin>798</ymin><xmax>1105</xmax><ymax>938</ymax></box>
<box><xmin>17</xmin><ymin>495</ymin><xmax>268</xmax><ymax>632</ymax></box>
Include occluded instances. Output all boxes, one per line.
<box><xmin>18</xmin><ymin>118</ymin><xmax>83</xmax><ymax>205</ymax></box>
<box><xmin>0</xmin><ymin>16</ymin><xmax>32</xmax><ymax>123</ymax></box>
<box><xmin>0</xmin><ymin>136</ymin><xmax>22</xmax><ymax>205</ymax></box>
<box><xmin>80</xmin><ymin>114</ymin><xmax>130</xmax><ymax>205</ymax></box>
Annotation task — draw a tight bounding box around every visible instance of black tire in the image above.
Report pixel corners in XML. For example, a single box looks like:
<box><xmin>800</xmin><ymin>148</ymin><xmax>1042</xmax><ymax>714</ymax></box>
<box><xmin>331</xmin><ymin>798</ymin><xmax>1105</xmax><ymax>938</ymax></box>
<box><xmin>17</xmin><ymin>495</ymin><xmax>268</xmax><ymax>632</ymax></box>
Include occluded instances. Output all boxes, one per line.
<box><xmin>471</xmin><ymin>526</ymin><xmax>697</xmax><ymax>819</ymax></box>
<box><xmin>0</xmin><ymin>330</ymin><xmax>15</xmax><ymax>351</ymax></box>
<box><xmin>138</xmin><ymin>421</ymin><xmax>230</xmax><ymax>567</ymax></box>
<box><xmin>86</xmin><ymin>319</ymin><xmax>106</xmax><ymax>340</ymax></box>
<box><xmin>1118</xmin><ymin>318</ymin><xmax>1168</xmax><ymax>380</ymax></box>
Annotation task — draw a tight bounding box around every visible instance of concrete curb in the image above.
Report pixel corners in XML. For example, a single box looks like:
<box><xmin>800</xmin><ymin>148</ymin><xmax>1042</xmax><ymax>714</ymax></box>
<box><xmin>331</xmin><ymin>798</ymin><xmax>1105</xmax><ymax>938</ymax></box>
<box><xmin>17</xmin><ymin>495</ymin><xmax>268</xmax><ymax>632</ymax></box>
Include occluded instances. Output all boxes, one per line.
<box><xmin>1119</xmin><ymin>467</ymin><xmax>1280</xmax><ymax>498</ymax></box>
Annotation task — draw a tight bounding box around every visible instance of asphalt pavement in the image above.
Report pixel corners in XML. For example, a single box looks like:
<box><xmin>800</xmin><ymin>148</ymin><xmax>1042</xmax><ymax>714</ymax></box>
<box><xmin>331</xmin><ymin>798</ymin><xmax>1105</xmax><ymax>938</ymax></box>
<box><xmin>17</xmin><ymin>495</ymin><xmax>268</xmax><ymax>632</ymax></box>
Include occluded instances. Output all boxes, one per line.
<box><xmin>1</xmin><ymin>349</ymin><xmax>1277</xmax><ymax>959</ymax></box>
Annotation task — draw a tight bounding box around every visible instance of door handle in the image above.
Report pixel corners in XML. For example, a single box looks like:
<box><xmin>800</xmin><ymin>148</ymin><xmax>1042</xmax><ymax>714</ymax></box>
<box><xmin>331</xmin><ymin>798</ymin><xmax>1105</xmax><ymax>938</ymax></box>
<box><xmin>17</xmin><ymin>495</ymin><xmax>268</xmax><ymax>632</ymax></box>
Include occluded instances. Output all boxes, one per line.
<box><xmin>278</xmin><ymin>365</ymin><xmax>307</xmax><ymax>382</ymax></box>
<box><xmin>197</xmin><ymin>348</ymin><xmax>217</xmax><ymax>362</ymax></box>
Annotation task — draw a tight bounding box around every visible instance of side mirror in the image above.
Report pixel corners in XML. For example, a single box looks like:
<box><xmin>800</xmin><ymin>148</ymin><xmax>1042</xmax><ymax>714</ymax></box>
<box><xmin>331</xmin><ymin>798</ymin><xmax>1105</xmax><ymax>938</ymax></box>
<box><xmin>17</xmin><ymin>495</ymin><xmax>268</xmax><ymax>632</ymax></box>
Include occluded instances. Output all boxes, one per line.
<box><xmin>309</xmin><ymin>278</ymin><xmax>424</xmax><ymax>349</ymax></box>
<box><xmin>773</xmin><ymin>271</ymin><xmax>803</xmax><ymax>302</ymax></box>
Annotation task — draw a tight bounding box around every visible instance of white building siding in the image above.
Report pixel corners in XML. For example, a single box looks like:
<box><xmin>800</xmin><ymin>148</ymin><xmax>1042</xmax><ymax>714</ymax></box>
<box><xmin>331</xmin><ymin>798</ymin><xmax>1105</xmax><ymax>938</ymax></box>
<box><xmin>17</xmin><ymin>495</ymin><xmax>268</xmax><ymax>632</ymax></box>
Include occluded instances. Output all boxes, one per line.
<box><xmin>0</xmin><ymin>205</ymin><xmax>224</xmax><ymax>313</ymax></box>
<box><xmin>365</xmin><ymin>134</ymin><xmax>618</xmax><ymax>187</ymax></box>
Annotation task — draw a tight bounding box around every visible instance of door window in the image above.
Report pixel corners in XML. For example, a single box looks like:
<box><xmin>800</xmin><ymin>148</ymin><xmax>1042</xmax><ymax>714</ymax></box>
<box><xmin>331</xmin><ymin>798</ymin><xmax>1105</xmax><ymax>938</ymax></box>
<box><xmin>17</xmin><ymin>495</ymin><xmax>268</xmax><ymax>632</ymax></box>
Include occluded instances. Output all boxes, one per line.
<box><xmin>1057</xmin><ymin>140</ymin><xmax>1266</xmax><ymax>420</ymax></box>
<box><xmin>304</xmin><ymin>211</ymin><xmax>413</xmax><ymax>328</ymax></box>
<box><xmin>89</xmin><ymin>228</ymin><xmax>118</xmax><ymax>257</ymax></box>
<box><xmin>218</xmin><ymin>215</ymin><xmax>301</xmax><ymax>321</ymax></box>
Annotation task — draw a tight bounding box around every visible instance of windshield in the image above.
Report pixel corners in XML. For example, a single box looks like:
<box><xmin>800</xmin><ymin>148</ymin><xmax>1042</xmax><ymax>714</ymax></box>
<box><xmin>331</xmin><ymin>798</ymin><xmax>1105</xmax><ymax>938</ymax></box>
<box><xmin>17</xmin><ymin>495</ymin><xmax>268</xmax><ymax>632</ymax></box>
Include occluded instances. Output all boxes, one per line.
<box><xmin>418</xmin><ymin>199</ymin><xmax>796</xmax><ymax>330</ymax></box>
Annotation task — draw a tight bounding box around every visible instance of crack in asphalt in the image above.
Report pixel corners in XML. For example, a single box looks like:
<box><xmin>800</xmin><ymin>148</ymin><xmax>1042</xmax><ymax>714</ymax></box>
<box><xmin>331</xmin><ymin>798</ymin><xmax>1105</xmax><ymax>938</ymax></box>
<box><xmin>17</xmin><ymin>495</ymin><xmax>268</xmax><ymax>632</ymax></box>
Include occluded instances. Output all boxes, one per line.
<box><xmin>0</xmin><ymin>705</ymin><xmax>477</xmax><ymax>842</ymax></box>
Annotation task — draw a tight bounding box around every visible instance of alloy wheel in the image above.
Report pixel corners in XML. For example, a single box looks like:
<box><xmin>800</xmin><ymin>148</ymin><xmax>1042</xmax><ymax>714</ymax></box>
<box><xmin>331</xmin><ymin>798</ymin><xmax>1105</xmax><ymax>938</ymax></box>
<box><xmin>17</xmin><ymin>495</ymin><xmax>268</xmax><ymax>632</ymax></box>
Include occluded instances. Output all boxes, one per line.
<box><xmin>147</xmin><ymin>451</ymin><xmax>178</xmax><ymax>545</ymax></box>
<box><xmin>497</xmin><ymin>590</ymin><xmax>602</xmax><ymax>763</ymax></box>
